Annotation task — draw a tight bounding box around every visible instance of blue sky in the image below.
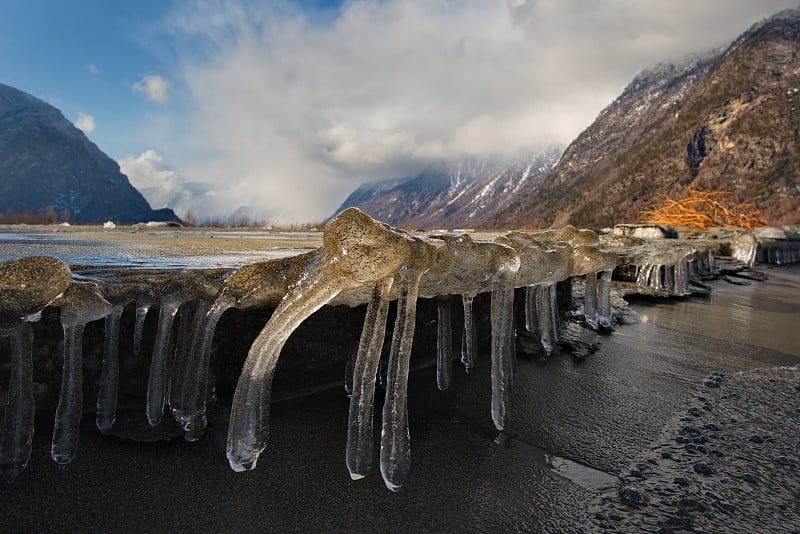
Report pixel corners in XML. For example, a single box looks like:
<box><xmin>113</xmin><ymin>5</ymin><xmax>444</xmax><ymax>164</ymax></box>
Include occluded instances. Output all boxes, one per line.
<box><xmin>2</xmin><ymin>0</ymin><xmax>798</xmax><ymax>222</ymax></box>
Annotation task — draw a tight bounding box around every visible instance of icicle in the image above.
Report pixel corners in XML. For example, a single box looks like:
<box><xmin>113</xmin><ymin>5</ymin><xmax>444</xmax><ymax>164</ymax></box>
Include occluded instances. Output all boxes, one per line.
<box><xmin>548</xmin><ymin>283</ymin><xmax>560</xmax><ymax>344</ymax></box>
<box><xmin>51</xmin><ymin>283</ymin><xmax>112</xmax><ymax>465</ymax></box>
<box><xmin>435</xmin><ymin>295</ymin><xmax>453</xmax><ymax>391</ymax></box>
<box><xmin>380</xmin><ymin>268</ymin><xmax>423</xmax><ymax>492</ymax></box>
<box><xmin>460</xmin><ymin>294</ymin><xmax>477</xmax><ymax>372</ymax></box>
<box><xmin>0</xmin><ymin>323</ymin><xmax>34</xmax><ymax>481</ymax></box>
<box><xmin>597</xmin><ymin>270</ymin><xmax>613</xmax><ymax>329</ymax></box>
<box><xmin>584</xmin><ymin>272</ymin><xmax>599</xmax><ymax>329</ymax></box>
<box><xmin>344</xmin><ymin>348</ymin><xmax>356</xmax><ymax>397</ymax></box>
<box><xmin>664</xmin><ymin>264</ymin><xmax>675</xmax><ymax>293</ymax></box>
<box><xmin>675</xmin><ymin>257</ymin><xmax>688</xmax><ymax>295</ymax></box>
<box><xmin>133</xmin><ymin>302</ymin><xmax>150</xmax><ymax>357</ymax></box>
<box><xmin>536</xmin><ymin>285</ymin><xmax>555</xmax><ymax>354</ymax></box>
<box><xmin>170</xmin><ymin>298</ymin><xmax>231</xmax><ymax>441</ymax></box>
<box><xmin>51</xmin><ymin>323</ymin><xmax>85</xmax><ymax>464</ymax></box>
<box><xmin>524</xmin><ymin>286</ymin><xmax>536</xmax><ymax>333</ymax></box>
<box><xmin>96</xmin><ymin>306</ymin><xmax>123</xmax><ymax>433</ymax></box>
<box><xmin>346</xmin><ymin>277</ymin><xmax>394</xmax><ymax>480</ymax></box>
<box><xmin>227</xmin><ymin>277</ymin><xmax>341</xmax><ymax>471</ymax></box>
<box><xmin>489</xmin><ymin>269</ymin><xmax>516</xmax><ymax>431</ymax></box>
<box><xmin>146</xmin><ymin>301</ymin><xmax>180</xmax><ymax>427</ymax></box>
<box><xmin>636</xmin><ymin>261</ymin><xmax>653</xmax><ymax>288</ymax></box>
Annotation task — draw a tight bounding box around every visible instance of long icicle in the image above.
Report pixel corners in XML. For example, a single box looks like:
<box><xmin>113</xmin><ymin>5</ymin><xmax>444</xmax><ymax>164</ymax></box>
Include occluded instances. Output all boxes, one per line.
<box><xmin>490</xmin><ymin>271</ymin><xmax>516</xmax><ymax>431</ymax></box>
<box><xmin>524</xmin><ymin>286</ymin><xmax>536</xmax><ymax>333</ymax></box>
<box><xmin>171</xmin><ymin>298</ymin><xmax>230</xmax><ymax>441</ymax></box>
<box><xmin>96</xmin><ymin>306</ymin><xmax>123</xmax><ymax>433</ymax></box>
<box><xmin>597</xmin><ymin>270</ymin><xmax>613</xmax><ymax>329</ymax></box>
<box><xmin>133</xmin><ymin>302</ymin><xmax>150</xmax><ymax>357</ymax></box>
<box><xmin>379</xmin><ymin>268</ymin><xmax>423</xmax><ymax>492</ymax></box>
<box><xmin>548</xmin><ymin>283</ymin><xmax>560</xmax><ymax>345</ymax></box>
<box><xmin>584</xmin><ymin>272</ymin><xmax>599</xmax><ymax>329</ymax></box>
<box><xmin>346</xmin><ymin>276</ymin><xmax>394</xmax><ymax>480</ymax></box>
<box><xmin>536</xmin><ymin>285</ymin><xmax>554</xmax><ymax>354</ymax></box>
<box><xmin>146</xmin><ymin>301</ymin><xmax>180</xmax><ymax>427</ymax></box>
<box><xmin>227</xmin><ymin>278</ymin><xmax>340</xmax><ymax>472</ymax></box>
<box><xmin>0</xmin><ymin>323</ymin><xmax>34</xmax><ymax>481</ymax></box>
<box><xmin>435</xmin><ymin>295</ymin><xmax>453</xmax><ymax>391</ymax></box>
<box><xmin>51</xmin><ymin>323</ymin><xmax>85</xmax><ymax>464</ymax></box>
<box><xmin>460</xmin><ymin>294</ymin><xmax>477</xmax><ymax>372</ymax></box>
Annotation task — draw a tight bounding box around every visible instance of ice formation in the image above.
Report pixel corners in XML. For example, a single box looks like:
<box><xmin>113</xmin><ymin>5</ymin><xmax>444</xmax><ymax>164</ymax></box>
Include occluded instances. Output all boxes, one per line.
<box><xmin>1</xmin><ymin>214</ymin><xmax>799</xmax><ymax>488</ymax></box>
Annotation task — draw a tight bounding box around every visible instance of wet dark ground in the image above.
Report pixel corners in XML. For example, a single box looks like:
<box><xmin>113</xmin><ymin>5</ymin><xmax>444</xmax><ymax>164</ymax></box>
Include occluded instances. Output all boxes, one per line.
<box><xmin>1</xmin><ymin>266</ymin><xmax>799</xmax><ymax>533</ymax></box>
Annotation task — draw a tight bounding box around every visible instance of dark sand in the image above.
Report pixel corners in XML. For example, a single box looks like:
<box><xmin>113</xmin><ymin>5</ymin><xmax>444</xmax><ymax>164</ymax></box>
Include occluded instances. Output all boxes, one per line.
<box><xmin>1</xmin><ymin>264</ymin><xmax>799</xmax><ymax>533</ymax></box>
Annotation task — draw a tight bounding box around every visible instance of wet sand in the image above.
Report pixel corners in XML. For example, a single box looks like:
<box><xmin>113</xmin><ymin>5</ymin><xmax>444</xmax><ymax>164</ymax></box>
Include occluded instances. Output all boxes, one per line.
<box><xmin>1</xmin><ymin>251</ymin><xmax>798</xmax><ymax>531</ymax></box>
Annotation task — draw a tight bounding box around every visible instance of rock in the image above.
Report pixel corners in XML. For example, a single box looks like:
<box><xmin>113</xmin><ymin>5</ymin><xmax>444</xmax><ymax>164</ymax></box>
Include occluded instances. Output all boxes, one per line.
<box><xmin>693</xmin><ymin>462</ymin><xmax>713</xmax><ymax>475</ymax></box>
<box><xmin>740</xmin><ymin>473</ymin><xmax>757</xmax><ymax>484</ymax></box>
<box><xmin>620</xmin><ymin>486</ymin><xmax>648</xmax><ymax>505</ymax></box>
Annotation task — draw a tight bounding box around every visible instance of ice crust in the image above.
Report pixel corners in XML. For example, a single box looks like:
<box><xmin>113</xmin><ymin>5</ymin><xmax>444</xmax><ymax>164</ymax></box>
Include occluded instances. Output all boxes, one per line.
<box><xmin>1</xmin><ymin>213</ymin><xmax>798</xmax><ymax>486</ymax></box>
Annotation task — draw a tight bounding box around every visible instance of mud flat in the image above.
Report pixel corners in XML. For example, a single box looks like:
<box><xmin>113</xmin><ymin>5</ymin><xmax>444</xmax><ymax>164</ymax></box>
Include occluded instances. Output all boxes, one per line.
<box><xmin>0</xmin><ymin>219</ymin><xmax>799</xmax><ymax>532</ymax></box>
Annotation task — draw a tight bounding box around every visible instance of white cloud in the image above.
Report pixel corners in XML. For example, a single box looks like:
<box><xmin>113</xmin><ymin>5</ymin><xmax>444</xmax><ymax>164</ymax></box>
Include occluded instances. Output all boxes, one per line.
<box><xmin>74</xmin><ymin>112</ymin><xmax>96</xmax><ymax>134</ymax></box>
<box><xmin>132</xmin><ymin>74</ymin><xmax>170</xmax><ymax>104</ymax></box>
<box><xmin>146</xmin><ymin>0</ymin><xmax>799</xmax><ymax>223</ymax></box>
<box><xmin>88</xmin><ymin>63</ymin><xmax>99</xmax><ymax>75</ymax></box>
<box><xmin>119</xmin><ymin>149</ymin><xmax>221</xmax><ymax>219</ymax></box>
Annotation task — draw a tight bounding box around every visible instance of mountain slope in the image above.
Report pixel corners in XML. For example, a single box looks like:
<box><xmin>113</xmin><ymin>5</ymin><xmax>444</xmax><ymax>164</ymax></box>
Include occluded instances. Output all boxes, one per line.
<box><xmin>336</xmin><ymin>148</ymin><xmax>562</xmax><ymax>229</ymax></box>
<box><xmin>0</xmin><ymin>83</ymin><xmax>178</xmax><ymax>224</ymax></box>
<box><xmin>488</xmin><ymin>10</ymin><xmax>800</xmax><ymax>229</ymax></box>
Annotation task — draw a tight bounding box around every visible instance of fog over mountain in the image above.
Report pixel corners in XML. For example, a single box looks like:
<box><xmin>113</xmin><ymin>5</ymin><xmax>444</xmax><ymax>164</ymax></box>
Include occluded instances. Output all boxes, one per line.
<box><xmin>126</xmin><ymin>0</ymin><xmax>798</xmax><ymax>223</ymax></box>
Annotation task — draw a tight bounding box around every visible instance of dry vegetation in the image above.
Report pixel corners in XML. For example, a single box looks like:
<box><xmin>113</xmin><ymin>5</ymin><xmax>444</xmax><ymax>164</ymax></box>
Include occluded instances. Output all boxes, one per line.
<box><xmin>640</xmin><ymin>188</ymin><xmax>767</xmax><ymax>229</ymax></box>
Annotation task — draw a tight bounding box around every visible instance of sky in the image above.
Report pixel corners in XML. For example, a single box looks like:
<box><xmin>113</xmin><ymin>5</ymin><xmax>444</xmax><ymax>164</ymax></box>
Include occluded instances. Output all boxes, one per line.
<box><xmin>2</xmin><ymin>0</ymin><xmax>798</xmax><ymax>223</ymax></box>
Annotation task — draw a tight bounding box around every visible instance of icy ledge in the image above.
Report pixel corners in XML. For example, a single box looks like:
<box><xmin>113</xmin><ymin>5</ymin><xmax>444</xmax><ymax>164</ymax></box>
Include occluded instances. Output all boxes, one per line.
<box><xmin>1</xmin><ymin>211</ymin><xmax>798</xmax><ymax>489</ymax></box>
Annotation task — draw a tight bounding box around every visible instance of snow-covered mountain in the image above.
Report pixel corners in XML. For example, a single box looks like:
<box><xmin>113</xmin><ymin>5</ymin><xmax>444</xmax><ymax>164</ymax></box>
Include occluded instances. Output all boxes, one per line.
<box><xmin>487</xmin><ymin>9</ymin><xmax>800</xmax><ymax>229</ymax></box>
<box><xmin>336</xmin><ymin>147</ymin><xmax>563</xmax><ymax>229</ymax></box>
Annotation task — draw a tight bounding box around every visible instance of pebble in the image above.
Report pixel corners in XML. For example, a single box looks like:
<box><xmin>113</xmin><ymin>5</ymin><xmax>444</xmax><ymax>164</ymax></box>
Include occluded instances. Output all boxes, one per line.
<box><xmin>703</xmin><ymin>379</ymin><xmax>720</xmax><ymax>388</ymax></box>
<box><xmin>674</xmin><ymin>477</ymin><xmax>690</xmax><ymax>486</ymax></box>
<box><xmin>694</xmin><ymin>462</ymin><xmax>713</xmax><ymax>475</ymax></box>
<box><xmin>620</xmin><ymin>486</ymin><xmax>648</xmax><ymax>505</ymax></box>
<box><xmin>740</xmin><ymin>473</ymin><xmax>757</xmax><ymax>484</ymax></box>
<box><xmin>776</xmin><ymin>456</ymin><xmax>789</xmax><ymax>465</ymax></box>
<box><xmin>747</xmin><ymin>434</ymin><xmax>764</xmax><ymax>443</ymax></box>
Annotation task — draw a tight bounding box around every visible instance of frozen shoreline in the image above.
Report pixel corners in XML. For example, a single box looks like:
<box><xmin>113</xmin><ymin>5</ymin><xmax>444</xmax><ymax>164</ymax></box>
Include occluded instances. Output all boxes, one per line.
<box><xmin>1</xmin><ymin>217</ymin><xmax>799</xmax><ymax>531</ymax></box>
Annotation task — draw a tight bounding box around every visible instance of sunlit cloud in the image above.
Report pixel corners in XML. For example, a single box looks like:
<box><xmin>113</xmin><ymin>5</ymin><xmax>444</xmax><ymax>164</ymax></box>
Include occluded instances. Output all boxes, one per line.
<box><xmin>132</xmin><ymin>74</ymin><xmax>170</xmax><ymax>104</ymax></box>
<box><xmin>146</xmin><ymin>0</ymin><xmax>798</xmax><ymax>223</ymax></box>
<box><xmin>74</xmin><ymin>112</ymin><xmax>96</xmax><ymax>134</ymax></box>
<box><xmin>87</xmin><ymin>63</ymin><xmax>99</xmax><ymax>75</ymax></box>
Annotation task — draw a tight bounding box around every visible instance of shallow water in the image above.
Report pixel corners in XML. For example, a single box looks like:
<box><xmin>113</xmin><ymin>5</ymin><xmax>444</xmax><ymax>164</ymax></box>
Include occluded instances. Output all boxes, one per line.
<box><xmin>0</xmin><ymin>226</ymin><xmax>323</xmax><ymax>268</ymax></box>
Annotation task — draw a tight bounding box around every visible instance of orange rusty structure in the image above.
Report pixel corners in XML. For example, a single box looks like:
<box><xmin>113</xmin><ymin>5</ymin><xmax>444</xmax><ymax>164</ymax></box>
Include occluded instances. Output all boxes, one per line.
<box><xmin>640</xmin><ymin>189</ymin><xmax>767</xmax><ymax>230</ymax></box>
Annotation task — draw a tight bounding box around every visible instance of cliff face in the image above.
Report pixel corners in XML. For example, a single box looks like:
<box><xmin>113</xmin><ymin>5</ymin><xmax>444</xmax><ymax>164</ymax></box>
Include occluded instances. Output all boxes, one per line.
<box><xmin>488</xmin><ymin>10</ymin><xmax>800</xmax><ymax>230</ymax></box>
<box><xmin>336</xmin><ymin>148</ymin><xmax>562</xmax><ymax>229</ymax></box>
<box><xmin>0</xmin><ymin>83</ymin><xmax>178</xmax><ymax>224</ymax></box>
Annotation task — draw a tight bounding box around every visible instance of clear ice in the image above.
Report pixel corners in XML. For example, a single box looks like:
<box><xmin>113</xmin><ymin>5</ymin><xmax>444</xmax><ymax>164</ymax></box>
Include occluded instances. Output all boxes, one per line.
<box><xmin>2</xmin><ymin>213</ymin><xmax>796</xmax><ymax>487</ymax></box>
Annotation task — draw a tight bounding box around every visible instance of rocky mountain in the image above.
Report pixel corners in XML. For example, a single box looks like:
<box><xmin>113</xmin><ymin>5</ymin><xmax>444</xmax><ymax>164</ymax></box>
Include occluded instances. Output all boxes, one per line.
<box><xmin>487</xmin><ymin>9</ymin><xmax>800</xmax><ymax>230</ymax></box>
<box><xmin>336</xmin><ymin>148</ymin><xmax>562</xmax><ymax>229</ymax></box>
<box><xmin>0</xmin><ymin>83</ymin><xmax>178</xmax><ymax>224</ymax></box>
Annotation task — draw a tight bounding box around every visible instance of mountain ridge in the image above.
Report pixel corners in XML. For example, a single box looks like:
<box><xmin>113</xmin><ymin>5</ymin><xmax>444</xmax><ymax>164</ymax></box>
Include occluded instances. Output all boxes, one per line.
<box><xmin>340</xmin><ymin>9</ymin><xmax>800</xmax><ymax>230</ymax></box>
<box><xmin>0</xmin><ymin>83</ymin><xmax>179</xmax><ymax>224</ymax></box>
<box><xmin>487</xmin><ymin>8</ymin><xmax>800</xmax><ymax>229</ymax></box>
